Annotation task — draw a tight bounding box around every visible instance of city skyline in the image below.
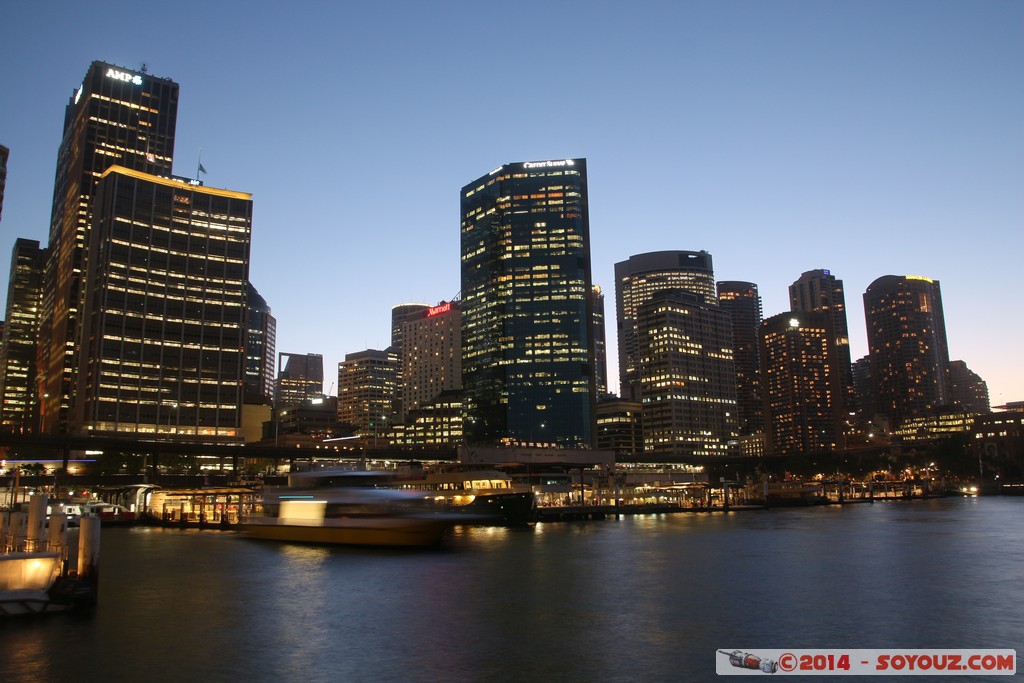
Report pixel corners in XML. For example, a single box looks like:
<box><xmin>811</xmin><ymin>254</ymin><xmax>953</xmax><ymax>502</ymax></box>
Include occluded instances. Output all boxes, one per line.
<box><xmin>1</xmin><ymin>2</ymin><xmax>1021</xmax><ymax>406</ymax></box>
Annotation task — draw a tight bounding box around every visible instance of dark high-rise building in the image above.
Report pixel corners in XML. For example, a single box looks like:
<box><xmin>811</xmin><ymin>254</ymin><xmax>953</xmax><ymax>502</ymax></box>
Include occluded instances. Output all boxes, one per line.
<box><xmin>0</xmin><ymin>144</ymin><xmax>8</xmax><ymax>224</ymax></box>
<box><xmin>789</xmin><ymin>269</ymin><xmax>855</xmax><ymax>411</ymax></box>
<box><xmin>864</xmin><ymin>275</ymin><xmax>951</xmax><ymax>430</ymax></box>
<box><xmin>0</xmin><ymin>239</ymin><xmax>47</xmax><ymax>432</ymax></box>
<box><xmin>461</xmin><ymin>159</ymin><xmax>594</xmax><ymax>448</ymax></box>
<box><xmin>637</xmin><ymin>289</ymin><xmax>738</xmax><ymax>457</ymax></box>
<box><xmin>717</xmin><ymin>281</ymin><xmax>763</xmax><ymax>437</ymax></box>
<box><xmin>592</xmin><ymin>285</ymin><xmax>608</xmax><ymax>396</ymax></box>
<box><xmin>72</xmin><ymin>167</ymin><xmax>251</xmax><ymax>441</ymax></box>
<box><xmin>41</xmin><ymin>62</ymin><xmax>179</xmax><ymax>433</ymax></box>
<box><xmin>760</xmin><ymin>312</ymin><xmax>846</xmax><ymax>455</ymax></box>
<box><xmin>948</xmin><ymin>360</ymin><xmax>989</xmax><ymax>414</ymax></box>
<box><xmin>852</xmin><ymin>355</ymin><xmax>878</xmax><ymax>423</ymax></box>
<box><xmin>276</xmin><ymin>353</ymin><xmax>324</xmax><ymax>408</ymax></box>
<box><xmin>615</xmin><ymin>251</ymin><xmax>716</xmax><ymax>402</ymax></box>
<box><xmin>245</xmin><ymin>283</ymin><xmax>276</xmax><ymax>403</ymax></box>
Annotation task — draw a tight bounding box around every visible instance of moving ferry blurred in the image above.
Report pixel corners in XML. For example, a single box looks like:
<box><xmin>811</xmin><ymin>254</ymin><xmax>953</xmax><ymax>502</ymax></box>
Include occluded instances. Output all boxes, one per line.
<box><xmin>239</xmin><ymin>470</ymin><xmax>460</xmax><ymax>548</ymax></box>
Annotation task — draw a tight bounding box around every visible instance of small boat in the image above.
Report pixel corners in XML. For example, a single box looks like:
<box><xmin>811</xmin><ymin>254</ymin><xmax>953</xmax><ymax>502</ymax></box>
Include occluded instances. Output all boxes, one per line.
<box><xmin>240</xmin><ymin>472</ymin><xmax>458</xmax><ymax>547</ymax></box>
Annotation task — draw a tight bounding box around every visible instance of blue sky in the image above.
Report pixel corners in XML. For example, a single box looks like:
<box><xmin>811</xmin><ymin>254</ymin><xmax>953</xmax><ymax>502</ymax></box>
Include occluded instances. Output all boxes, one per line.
<box><xmin>1</xmin><ymin>1</ymin><xmax>1021</xmax><ymax>404</ymax></box>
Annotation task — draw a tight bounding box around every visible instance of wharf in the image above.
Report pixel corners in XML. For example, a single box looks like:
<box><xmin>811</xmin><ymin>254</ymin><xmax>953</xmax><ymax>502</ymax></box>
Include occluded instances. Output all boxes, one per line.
<box><xmin>536</xmin><ymin>502</ymin><xmax>767</xmax><ymax>522</ymax></box>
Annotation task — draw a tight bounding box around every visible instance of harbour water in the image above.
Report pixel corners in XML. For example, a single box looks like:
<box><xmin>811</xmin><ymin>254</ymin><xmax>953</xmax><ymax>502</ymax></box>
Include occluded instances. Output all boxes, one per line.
<box><xmin>1</xmin><ymin>497</ymin><xmax>1021</xmax><ymax>682</ymax></box>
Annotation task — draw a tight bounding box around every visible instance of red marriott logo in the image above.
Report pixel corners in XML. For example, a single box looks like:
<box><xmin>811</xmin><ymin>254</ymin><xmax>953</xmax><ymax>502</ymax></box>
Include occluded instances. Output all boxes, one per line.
<box><xmin>427</xmin><ymin>302</ymin><xmax>452</xmax><ymax>317</ymax></box>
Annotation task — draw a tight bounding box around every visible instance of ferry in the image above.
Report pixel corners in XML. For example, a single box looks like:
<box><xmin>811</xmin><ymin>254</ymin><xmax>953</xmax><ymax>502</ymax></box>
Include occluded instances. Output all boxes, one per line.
<box><xmin>395</xmin><ymin>465</ymin><xmax>537</xmax><ymax>526</ymax></box>
<box><xmin>240</xmin><ymin>470</ymin><xmax>458</xmax><ymax>547</ymax></box>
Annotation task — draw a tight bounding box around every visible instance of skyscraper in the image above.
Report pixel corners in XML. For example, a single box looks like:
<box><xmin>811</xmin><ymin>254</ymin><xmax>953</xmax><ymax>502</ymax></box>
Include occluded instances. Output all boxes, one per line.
<box><xmin>0</xmin><ymin>144</ymin><xmax>8</xmax><ymax>224</ymax></box>
<box><xmin>760</xmin><ymin>312</ymin><xmax>845</xmax><ymax>455</ymax></box>
<box><xmin>41</xmin><ymin>62</ymin><xmax>179</xmax><ymax>433</ymax></box>
<box><xmin>789</xmin><ymin>269</ymin><xmax>855</xmax><ymax>411</ymax></box>
<box><xmin>864</xmin><ymin>275</ymin><xmax>951</xmax><ymax>430</ymax></box>
<box><xmin>460</xmin><ymin>159</ymin><xmax>594</xmax><ymax>448</ymax></box>
<box><xmin>637</xmin><ymin>289</ymin><xmax>738</xmax><ymax>457</ymax></box>
<box><xmin>717</xmin><ymin>281</ymin><xmax>763</xmax><ymax>437</ymax></box>
<box><xmin>0</xmin><ymin>239</ymin><xmax>46</xmax><ymax>432</ymax></box>
<box><xmin>852</xmin><ymin>355</ymin><xmax>877</xmax><ymax>423</ymax></box>
<box><xmin>276</xmin><ymin>353</ymin><xmax>325</xmax><ymax>408</ymax></box>
<box><xmin>245</xmin><ymin>283</ymin><xmax>276</xmax><ymax>403</ymax></box>
<box><xmin>72</xmin><ymin>166</ymin><xmax>251</xmax><ymax>441</ymax></box>
<box><xmin>592</xmin><ymin>286</ymin><xmax>609</xmax><ymax>396</ymax></box>
<box><xmin>615</xmin><ymin>251</ymin><xmax>716</xmax><ymax>402</ymax></box>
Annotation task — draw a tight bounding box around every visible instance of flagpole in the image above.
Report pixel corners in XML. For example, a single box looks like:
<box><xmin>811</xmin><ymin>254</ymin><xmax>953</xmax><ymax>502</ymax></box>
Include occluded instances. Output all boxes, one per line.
<box><xmin>197</xmin><ymin>149</ymin><xmax>202</xmax><ymax>182</ymax></box>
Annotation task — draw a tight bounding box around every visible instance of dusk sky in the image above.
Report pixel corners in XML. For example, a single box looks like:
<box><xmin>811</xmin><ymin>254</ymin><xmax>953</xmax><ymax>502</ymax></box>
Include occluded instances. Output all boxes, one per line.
<box><xmin>2</xmin><ymin>1</ymin><xmax>1021</xmax><ymax>404</ymax></box>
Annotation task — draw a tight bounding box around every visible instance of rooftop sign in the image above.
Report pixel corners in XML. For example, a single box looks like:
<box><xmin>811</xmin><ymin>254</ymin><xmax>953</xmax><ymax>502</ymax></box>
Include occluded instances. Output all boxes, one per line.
<box><xmin>106</xmin><ymin>68</ymin><xmax>143</xmax><ymax>85</ymax></box>
<box><xmin>522</xmin><ymin>159</ymin><xmax>575</xmax><ymax>169</ymax></box>
<box><xmin>427</xmin><ymin>302</ymin><xmax>452</xmax><ymax>317</ymax></box>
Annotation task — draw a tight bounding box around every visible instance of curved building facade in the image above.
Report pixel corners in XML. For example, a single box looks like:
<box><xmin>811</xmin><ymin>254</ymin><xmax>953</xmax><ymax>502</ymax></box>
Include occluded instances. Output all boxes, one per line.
<box><xmin>863</xmin><ymin>275</ymin><xmax>950</xmax><ymax>430</ymax></box>
<box><xmin>615</xmin><ymin>251</ymin><xmax>715</xmax><ymax>402</ymax></box>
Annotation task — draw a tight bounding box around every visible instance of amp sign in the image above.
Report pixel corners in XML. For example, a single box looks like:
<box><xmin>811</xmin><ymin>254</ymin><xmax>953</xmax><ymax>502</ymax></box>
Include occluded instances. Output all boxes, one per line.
<box><xmin>106</xmin><ymin>68</ymin><xmax>143</xmax><ymax>85</ymax></box>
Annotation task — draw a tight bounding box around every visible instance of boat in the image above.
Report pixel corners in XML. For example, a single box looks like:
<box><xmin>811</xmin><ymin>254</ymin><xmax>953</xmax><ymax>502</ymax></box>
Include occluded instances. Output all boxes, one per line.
<box><xmin>78</xmin><ymin>502</ymin><xmax>137</xmax><ymax>525</ymax></box>
<box><xmin>394</xmin><ymin>465</ymin><xmax>537</xmax><ymax>526</ymax></box>
<box><xmin>240</xmin><ymin>470</ymin><xmax>459</xmax><ymax>547</ymax></box>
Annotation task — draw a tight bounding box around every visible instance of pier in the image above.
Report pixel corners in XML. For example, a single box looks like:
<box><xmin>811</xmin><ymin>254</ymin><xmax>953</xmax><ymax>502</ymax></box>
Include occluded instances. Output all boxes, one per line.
<box><xmin>0</xmin><ymin>493</ymin><xmax>99</xmax><ymax>616</ymax></box>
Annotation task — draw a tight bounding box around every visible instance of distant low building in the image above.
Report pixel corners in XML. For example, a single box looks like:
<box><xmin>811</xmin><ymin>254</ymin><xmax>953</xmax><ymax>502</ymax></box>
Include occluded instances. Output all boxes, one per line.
<box><xmin>891</xmin><ymin>406</ymin><xmax>975</xmax><ymax>443</ymax></box>
<box><xmin>595</xmin><ymin>398</ymin><xmax>642</xmax><ymax>457</ymax></box>
<box><xmin>972</xmin><ymin>403</ymin><xmax>1024</xmax><ymax>480</ymax></box>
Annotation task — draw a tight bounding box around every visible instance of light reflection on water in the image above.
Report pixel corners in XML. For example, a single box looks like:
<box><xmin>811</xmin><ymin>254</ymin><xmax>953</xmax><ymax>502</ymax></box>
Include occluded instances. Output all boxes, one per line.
<box><xmin>0</xmin><ymin>498</ymin><xmax>1021</xmax><ymax>682</ymax></box>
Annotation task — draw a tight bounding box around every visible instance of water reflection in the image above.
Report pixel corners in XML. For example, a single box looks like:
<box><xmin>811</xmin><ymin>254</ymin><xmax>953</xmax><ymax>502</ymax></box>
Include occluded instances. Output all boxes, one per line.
<box><xmin>1</xmin><ymin>499</ymin><xmax>1022</xmax><ymax>682</ymax></box>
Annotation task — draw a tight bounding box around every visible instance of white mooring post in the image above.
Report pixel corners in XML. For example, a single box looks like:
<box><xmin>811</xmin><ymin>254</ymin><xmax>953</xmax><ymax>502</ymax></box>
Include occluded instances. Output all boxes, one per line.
<box><xmin>26</xmin><ymin>493</ymin><xmax>48</xmax><ymax>553</ymax></box>
<box><xmin>0</xmin><ymin>509</ymin><xmax>9</xmax><ymax>551</ymax></box>
<box><xmin>47</xmin><ymin>513</ymin><xmax>69</xmax><ymax>558</ymax></box>
<box><xmin>9</xmin><ymin>512</ymin><xmax>28</xmax><ymax>552</ymax></box>
<box><xmin>78</xmin><ymin>516</ymin><xmax>101</xmax><ymax>581</ymax></box>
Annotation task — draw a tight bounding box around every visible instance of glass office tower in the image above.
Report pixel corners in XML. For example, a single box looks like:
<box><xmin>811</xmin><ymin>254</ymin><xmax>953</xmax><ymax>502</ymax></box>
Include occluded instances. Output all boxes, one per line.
<box><xmin>460</xmin><ymin>159</ymin><xmax>594</xmax><ymax>448</ymax></box>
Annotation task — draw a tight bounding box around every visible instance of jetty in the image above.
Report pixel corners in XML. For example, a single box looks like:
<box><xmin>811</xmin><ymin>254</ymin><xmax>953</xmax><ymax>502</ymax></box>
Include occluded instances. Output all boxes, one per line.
<box><xmin>0</xmin><ymin>493</ymin><xmax>99</xmax><ymax>616</ymax></box>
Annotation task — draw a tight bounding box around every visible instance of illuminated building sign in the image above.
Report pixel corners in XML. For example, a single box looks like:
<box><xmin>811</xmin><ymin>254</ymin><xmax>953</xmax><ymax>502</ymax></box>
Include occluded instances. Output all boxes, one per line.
<box><xmin>905</xmin><ymin>275</ymin><xmax>935</xmax><ymax>283</ymax></box>
<box><xmin>427</xmin><ymin>302</ymin><xmax>452</xmax><ymax>317</ymax></box>
<box><xmin>106</xmin><ymin>68</ymin><xmax>143</xmax><ymax>85</ymax></box>
<box><xmin>522</xmin><ymin>159</ymin><xmax>575</xmax><ymax>169</ymax></box>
